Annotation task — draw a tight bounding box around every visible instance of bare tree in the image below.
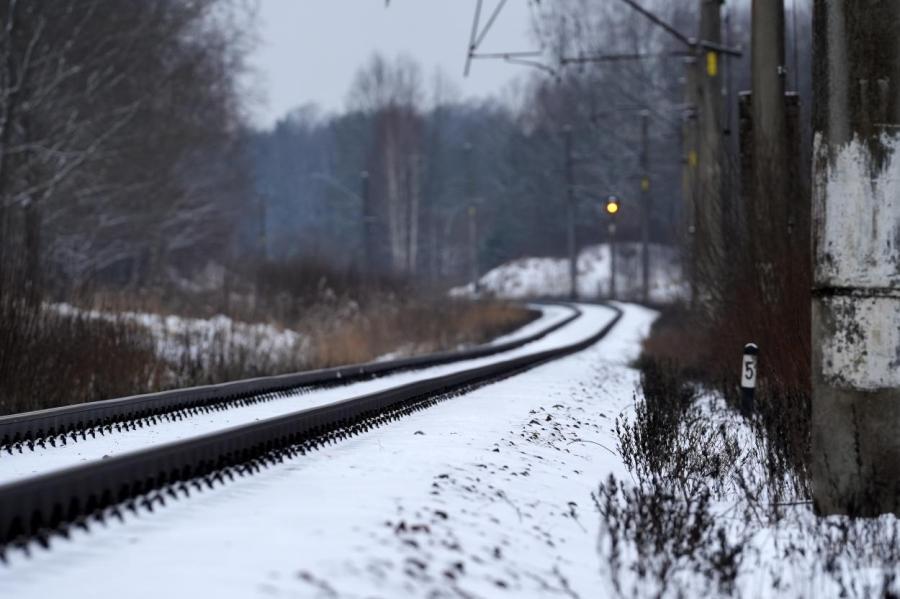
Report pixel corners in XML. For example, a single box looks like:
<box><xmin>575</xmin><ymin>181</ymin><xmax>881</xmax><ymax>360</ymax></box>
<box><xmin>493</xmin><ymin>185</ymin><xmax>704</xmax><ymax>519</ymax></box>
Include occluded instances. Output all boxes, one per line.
<box><xmin>349</xmin><ymin>53</ymin><xmax>425</xmax><ymax>276</ymax></box>
<box><xmin>0</xmin><ymin>0</ymin><xmax>253</xmax><ymax>298</ymax></box>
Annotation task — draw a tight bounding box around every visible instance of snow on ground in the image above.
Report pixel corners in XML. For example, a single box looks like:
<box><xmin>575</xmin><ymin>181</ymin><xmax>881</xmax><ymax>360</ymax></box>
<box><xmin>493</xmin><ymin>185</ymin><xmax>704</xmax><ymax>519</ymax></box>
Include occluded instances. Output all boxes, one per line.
<box><xmin>52</xmin><ymin>303</ymin><xmax>308</xmax><ymax>367</ymax></box>
<box><xmin>452</xmin><ymin>243</ymin><xmax>687</xmax><ymax>303</ymax></box>
<box><xmin>0</xmin><ymin>304</ymin><xmax>607</xmax><ymax>486</ymax></box>
<box><xmin>0</xmin><ymin>303</ymin><xmax>657</xmax><ymax>598</ymax></box>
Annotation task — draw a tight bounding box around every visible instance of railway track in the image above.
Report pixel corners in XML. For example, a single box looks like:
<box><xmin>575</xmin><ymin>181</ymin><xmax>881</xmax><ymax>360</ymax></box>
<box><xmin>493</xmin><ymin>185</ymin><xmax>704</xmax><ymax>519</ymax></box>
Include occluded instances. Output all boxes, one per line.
<box><xmin>0</xmin><ymin>302</ymin><xmax>621</xmax><ymax>558</ymax></box>
<box><xmin>0</xmin><ymin>304</ymin><xmax>576</xmax><ymax>454</ymax></box>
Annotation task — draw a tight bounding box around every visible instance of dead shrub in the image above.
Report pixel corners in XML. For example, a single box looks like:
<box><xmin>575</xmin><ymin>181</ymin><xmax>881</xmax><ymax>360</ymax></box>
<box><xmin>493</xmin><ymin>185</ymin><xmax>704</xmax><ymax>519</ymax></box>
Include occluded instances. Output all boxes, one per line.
<box><xmin>0</xmin><ymin>297</ymin><xmax>166</xmax><ymax>414</ymax></box>
<box><xmin>303</xmin><ymin>297</ymin><xmax>537</xmax><ymax>369</ymax></box>
<box><xmin>0</xmin><ymin>255</ymin><xmax>536</xmax><ymax>415</ymax></box>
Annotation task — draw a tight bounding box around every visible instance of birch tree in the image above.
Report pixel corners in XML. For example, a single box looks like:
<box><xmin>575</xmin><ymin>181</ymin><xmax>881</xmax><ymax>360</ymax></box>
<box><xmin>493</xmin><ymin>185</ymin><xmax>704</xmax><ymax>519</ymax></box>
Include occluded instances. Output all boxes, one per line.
<box><xmin>349</xmin><ymin>53</ymin><xmax>425</xmax><ymax>276</ymax></box>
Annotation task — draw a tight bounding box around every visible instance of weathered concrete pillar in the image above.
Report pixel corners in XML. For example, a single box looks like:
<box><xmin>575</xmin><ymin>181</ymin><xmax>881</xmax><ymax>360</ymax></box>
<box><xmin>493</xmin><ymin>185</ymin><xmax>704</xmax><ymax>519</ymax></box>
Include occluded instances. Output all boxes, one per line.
<box><xmin>811</xmin><ymin>0</ymin><xmax>900</xmax><ymax>516</ymax></box>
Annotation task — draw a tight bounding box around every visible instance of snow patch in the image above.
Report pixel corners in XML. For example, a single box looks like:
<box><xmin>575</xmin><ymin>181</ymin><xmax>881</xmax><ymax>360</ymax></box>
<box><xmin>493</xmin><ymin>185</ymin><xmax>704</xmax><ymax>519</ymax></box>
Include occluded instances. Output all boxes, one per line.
<box><xmin>452</xmin><ymin>243</ymin><xmax>687</xmax><ymax>303</ymax></box>
<box><xmin>51</xmin><ymin>303</ymin><xmax>307</xmax><ymax>367</ymax></box>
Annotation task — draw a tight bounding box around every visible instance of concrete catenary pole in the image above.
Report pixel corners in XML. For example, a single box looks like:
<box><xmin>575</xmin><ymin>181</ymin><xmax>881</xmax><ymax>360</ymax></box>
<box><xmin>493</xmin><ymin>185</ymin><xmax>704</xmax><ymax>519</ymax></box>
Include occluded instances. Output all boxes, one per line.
<box><xmin>564</xmin><ymin>125</ymin><xmax>578</xmax><ymax>300</ymax></box>
<box><xmin>640</xmin><ymin>110</ymin><xmax>651</xmax><ymax>304</ymax></box>
<box><xmin>682</xmin><ymin>57</ymin><xmax>700</xmax><ymax>307</ymax></box>
<box><xmin>695</xmin><ymin>0</ymin><xmax>725</xmax><ymax>284</ymax></box>
<box><xmin>811</xmin><ymin>0</ymin><xmax>900</xmax><ymax>516</ymax></box>
<box><xmin>751</xmin><ymin>0</ymin><xmax>788</xmax><ymax>235</ymax></box>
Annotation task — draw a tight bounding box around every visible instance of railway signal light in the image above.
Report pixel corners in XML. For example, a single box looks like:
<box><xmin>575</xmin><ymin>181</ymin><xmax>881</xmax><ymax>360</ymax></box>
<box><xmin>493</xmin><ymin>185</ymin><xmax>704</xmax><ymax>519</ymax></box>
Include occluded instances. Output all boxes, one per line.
<box><xmin>605</xmin><ymin>195</ymin><xmax>620</xmax><ymax>216</ymax></box>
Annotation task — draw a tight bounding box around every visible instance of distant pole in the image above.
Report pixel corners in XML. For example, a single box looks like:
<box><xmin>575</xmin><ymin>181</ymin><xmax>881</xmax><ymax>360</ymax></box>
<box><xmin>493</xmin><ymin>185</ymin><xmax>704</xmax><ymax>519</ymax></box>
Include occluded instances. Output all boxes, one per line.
<box><xmin>258</xmin><ymin>198</ymin><xmax>267</xmax><ymax>262</ymax></box>
<box><xmin>609</xmin><ymin>221</ymin><xmax>617</xmax><ymax>300</ymax></box>
<box><xmin>722</xmin><ymin>5</ymin><xmax>737</xmax><ymax>227</ymax></box>
<box><xmin>564</xmin><ymin>124</ymin><xmax>578</xmax><ymax>300</ymax></box>
<box><xmin>361</xmin><ymin>170</ymin><xmax>373</xmax><ymax>276</ymax></box>
<box><xmin>255</xmin><ymin>197</ymin><xmax>267</xmax><ymax>308</ymax></box>
<box><xmin>468</xmin><ymin>205</ymin><xmax>479</xmax><ymax>294</ymax></box>
<box><xmin>751</xmin><ymin>0</ymin><xmax>788</xmax><ymax>243</ymax></box>
<box><xmin>696</xmin><ymin>0</ymin><xmax>725</xmax><ymax>285</ymax></box>
<box><xmin>605</xmin><ymin>196</ymin><xmax>620</xmax><ymax>301</ymax></box>
<box><xmin>640</xmin><ymin>111</ymin><xmax>651</xmax><ymax>304</ymax></box>
<box><xmin>464</xmin><ymin>142</ymin><xmax>479</xmax><ymax>293</ymax></box>
<box><xmin>682</xmin><ymin>57</ymin><xmax>700</xmax><ymax>309</ymax></box>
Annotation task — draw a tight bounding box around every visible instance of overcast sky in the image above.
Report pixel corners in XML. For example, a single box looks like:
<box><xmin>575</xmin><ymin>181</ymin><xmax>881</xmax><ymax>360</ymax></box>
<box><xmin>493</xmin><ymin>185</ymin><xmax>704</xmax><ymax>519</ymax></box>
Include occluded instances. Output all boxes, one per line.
<box><xmin>245</xmin><ymin>0</ymin><xmax>535</xmax><ymax>129</ymax></box>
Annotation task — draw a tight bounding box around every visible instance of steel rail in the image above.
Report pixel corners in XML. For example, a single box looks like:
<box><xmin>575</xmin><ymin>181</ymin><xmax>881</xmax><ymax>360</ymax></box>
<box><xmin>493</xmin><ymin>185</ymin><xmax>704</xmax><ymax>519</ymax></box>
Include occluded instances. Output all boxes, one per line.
<box><xmin>0</xmin><ymin>303</ymin><xmax>622</xmax><ymax>554</ymax></box>
<box><xmin>0</xmin><ymin>304</ymin><xmax>579</xmax><ymax>451</ymax></box>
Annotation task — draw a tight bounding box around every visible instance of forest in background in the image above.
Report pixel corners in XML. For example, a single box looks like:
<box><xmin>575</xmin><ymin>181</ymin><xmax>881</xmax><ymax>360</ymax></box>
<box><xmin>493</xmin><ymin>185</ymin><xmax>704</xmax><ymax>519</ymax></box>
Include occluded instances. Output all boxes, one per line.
<box><xmin>0</xmin><ymin>0</ymin><xmax>814</xmax><ymax>412</ymax></box>
<box><xmin>246</xmin><ymin>0</ymin><xmax>811</xmax><ymax>287</ymax></box>
<box><xmin>0</xmin><ymin>0</ymin><xmax>812</xmax><ymax>296</ymax></box>
<box><xmin>0</xmin><ymin>0</ymin><xmax>252</xmax><ymax>299</ymax></box>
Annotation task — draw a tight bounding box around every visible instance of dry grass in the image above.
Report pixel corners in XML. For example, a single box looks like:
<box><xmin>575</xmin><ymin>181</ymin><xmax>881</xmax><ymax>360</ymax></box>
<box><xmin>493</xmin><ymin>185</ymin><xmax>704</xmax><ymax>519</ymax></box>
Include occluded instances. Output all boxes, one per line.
<box><xmin>0</xmin><ymin>299</ymin><xmax>168</xmax><ymax>415</ymax></box>
<box><xmin>0</xmin><ymin>290</ymin><xmax>536</xmax><ymax>416</ymax></box>
<box><xmin>1</xmin><ymin>251</ymin><xmax>537</xmax><ymax>416</ymax></box>
<box><xmin>305</xmin><ymin>299</ymin><xmax>536</xmax><ymax>369</ymax></box>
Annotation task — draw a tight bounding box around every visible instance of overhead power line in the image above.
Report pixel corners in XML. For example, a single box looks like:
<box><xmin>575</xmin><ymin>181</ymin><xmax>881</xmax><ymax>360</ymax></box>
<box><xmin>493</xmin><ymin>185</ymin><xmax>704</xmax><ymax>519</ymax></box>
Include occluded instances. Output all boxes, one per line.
<box><xmin>463</xmin><ymin>0</ymin><xmax>742</xmax><ymax>79</ymax></box>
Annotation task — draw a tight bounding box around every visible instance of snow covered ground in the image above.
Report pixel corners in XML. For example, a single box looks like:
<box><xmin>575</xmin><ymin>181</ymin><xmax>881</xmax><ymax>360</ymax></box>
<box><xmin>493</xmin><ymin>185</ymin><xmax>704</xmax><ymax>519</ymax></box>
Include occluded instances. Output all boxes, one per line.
<box><xmin>52</xmin><ymin>302</ymin><xmax>308</xmax><ymax>367</ymax></box>
<box><xmin>0</xmin><ymin>303</ymin><xmax>657</xmax><ymax>598</ymax></box>
<box><xmin>452</xmin><ymin>243</ymin><xmax>687</xmax><ymax>303</ymax></box>
<box><xmin>0</xmin><ymin>304</ymin><xmax>601</xmax><ymax>486</ymax></box>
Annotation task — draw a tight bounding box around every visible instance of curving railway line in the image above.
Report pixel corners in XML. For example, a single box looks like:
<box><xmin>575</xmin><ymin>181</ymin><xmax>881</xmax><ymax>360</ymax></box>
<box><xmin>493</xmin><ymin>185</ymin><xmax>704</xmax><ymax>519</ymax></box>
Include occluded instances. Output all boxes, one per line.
<box><xmin>0</xmin><ymin>302</ymin><xmax>621</xmax><ymax>559</ymax></box>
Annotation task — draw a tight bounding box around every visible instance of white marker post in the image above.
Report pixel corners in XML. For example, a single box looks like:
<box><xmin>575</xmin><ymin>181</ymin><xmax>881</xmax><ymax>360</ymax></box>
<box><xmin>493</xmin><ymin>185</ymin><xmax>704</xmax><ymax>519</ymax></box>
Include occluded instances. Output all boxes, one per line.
<box><xmin>740</xmin><ymin>343</ymin><xmax>758</xmax><ymax>416</ymax></box>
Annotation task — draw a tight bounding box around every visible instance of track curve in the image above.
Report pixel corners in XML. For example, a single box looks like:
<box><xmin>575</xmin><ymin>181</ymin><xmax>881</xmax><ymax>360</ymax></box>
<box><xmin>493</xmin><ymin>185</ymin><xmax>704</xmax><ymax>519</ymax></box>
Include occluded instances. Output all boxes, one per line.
<box><xmin>0</xmin><ymin>302</ymin><xmax>621</xmax><ymax>556</ymax></box>
<box><xmin>0</xmin><ymin>304</ymin><xmax>577</xmax><ymax>453</ymax></box>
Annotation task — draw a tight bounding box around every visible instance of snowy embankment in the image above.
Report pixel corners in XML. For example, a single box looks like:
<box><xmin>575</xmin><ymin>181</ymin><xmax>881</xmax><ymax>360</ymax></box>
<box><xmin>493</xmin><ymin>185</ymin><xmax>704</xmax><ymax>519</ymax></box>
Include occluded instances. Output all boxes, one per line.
<box><xmin>452</xmin><ymin>243</ymin><xmax>687</xmax><ymax>303</ymax></box>
<box><xmin>0</xmin><ymin>303</ymin><xmax>656</xmax><ymax>598</ymax></box>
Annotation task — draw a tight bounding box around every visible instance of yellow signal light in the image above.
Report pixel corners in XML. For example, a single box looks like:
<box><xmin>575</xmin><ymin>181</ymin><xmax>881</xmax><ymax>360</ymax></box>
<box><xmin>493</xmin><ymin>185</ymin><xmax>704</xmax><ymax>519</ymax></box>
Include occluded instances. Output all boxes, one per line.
<box><xmin>605</xmin><ymin>199</ymin><xmax>620</xmax><ymax>215</ymax></box>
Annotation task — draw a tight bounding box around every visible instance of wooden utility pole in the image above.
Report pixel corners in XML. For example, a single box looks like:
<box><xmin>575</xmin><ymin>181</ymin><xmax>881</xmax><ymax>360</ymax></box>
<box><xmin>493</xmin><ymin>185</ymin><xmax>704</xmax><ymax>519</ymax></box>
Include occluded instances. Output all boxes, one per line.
<box><xmin>564</xmin><ymin>125</ymin><xmax>577</xmax><ymax>300</ymax></box>
<box><xmin>811</xmin><ymin>0</ymin><xmax>900</xmax><ymax>516</ymax></box>
<box><xmin>639</xmin><ymin>110</ymin><xmax>651</xmax><ymax>304</ymax></box>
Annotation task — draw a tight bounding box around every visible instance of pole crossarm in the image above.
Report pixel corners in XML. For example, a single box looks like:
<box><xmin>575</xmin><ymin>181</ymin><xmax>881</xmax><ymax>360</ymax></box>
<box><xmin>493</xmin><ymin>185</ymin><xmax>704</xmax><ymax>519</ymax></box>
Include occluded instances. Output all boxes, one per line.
<box><xmin>465</xmin><ymin>0</ymin><xmax>515</xmax><ymax>76</ymax></box>
<box><xmin>561</xmin><ymin>51</ymin><xmax>693</xmax><ymax>64</ymax></box>
<box><xmin>471</xmin><ymin>50</ymin><xmax>544</xmax><ymax>60</ymax></box>
<box><xmin>695</xmin><ymin>39</ymin><xmax>742</xmax><ymax>57</ymax></box>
